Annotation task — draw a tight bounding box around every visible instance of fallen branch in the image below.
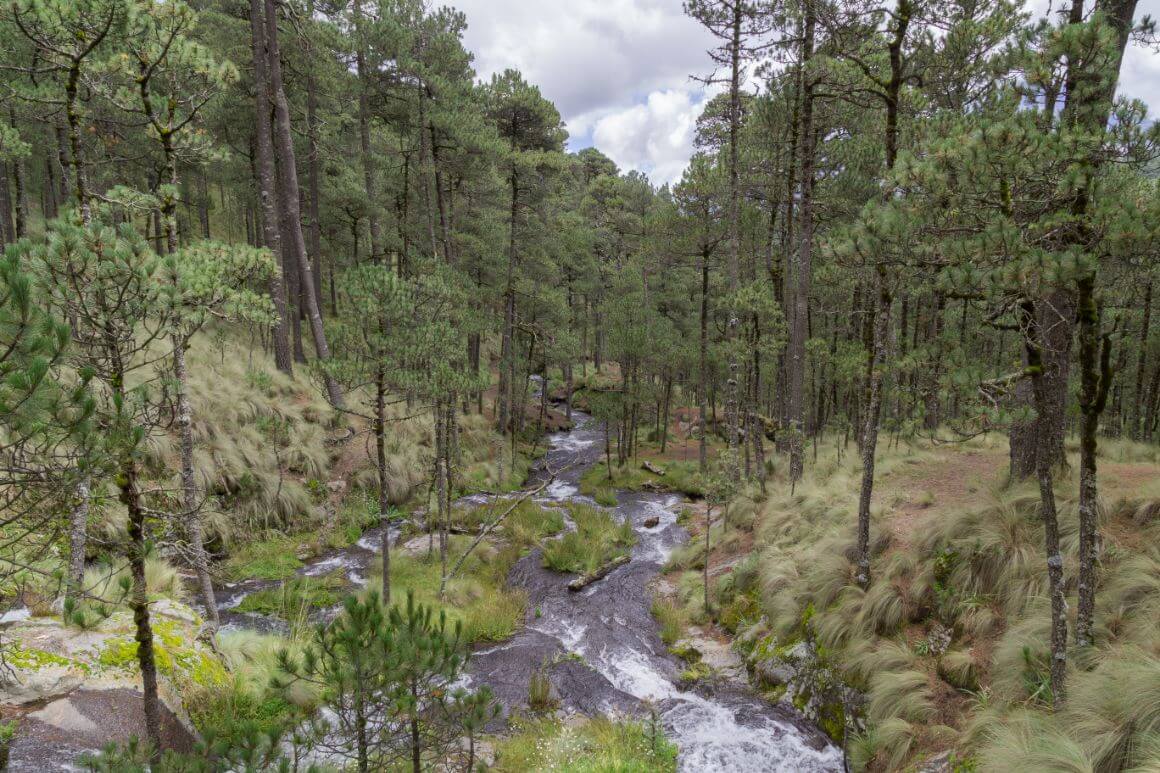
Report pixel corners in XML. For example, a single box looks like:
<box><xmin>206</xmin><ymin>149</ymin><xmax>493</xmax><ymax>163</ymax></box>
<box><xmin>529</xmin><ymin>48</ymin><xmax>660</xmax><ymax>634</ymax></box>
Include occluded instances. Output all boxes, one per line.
<box><xmin>568</xmin><ymin>554</ymin><xmax>630</xmax><ymax>591</ymax></box>
<box><xmin>439</xmin><ymin>466</ymin><xmax>566</xmax><ymax>597</ymax></box>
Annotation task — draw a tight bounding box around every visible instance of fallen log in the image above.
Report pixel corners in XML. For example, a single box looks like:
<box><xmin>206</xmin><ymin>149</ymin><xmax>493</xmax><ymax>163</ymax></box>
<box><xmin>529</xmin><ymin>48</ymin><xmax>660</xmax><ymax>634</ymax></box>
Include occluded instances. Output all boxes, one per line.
<box><xmin>642</xmin><ymin>460</ymin><xmax>666</xmax><ymax>476</ymax></box>
<box><xmin>568</xmin><ymin>554</ymin><xmax>630</xmax><ymax>591</ymax></box>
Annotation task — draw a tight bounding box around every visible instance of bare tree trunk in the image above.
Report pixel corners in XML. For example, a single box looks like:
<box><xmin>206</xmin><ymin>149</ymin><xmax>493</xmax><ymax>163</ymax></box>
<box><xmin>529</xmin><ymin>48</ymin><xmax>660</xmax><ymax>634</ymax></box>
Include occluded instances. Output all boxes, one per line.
<box><xmin>723</xmin><ymin>0</ymin><xmax>743</xmax><ymax>486</ymax></box>
<box><xmin>787</xmin><ymin>2</ymin><xmax>816</xmax><ymax>484</ymax></box>
<box><xmin>65</xmin><ymin>478</ymin><xmax>90</xmax><ymax>605</ymax></box>
<box><xmin>0</xmin><ymin>164</ymin><xmax>12</xmax><ymax>244</ymax></box>
<box><xmin>263</xmin><ymin>0</ymin><xmax>344</xmax><ymax>408</ymax></box>
<box><xmin>498</xmin><ymin>170</ymin><xmax>518</xmax><ymax>434</ymax></box>
<box><xmin>855</xmin><ymin>272</ymin><xmax>890</xmax><ymax>589</ymax></box>
<box><xmin>1132</xmin><ymin>281</ymin><xmax>1152</xmax><ymax>439</ymax></box>
<box><xmin>1075</xmin><ymin>276</ymin><xmax>1112</xmax><ymax>647</ymax></box>
<box><xmin>122</xmin><ymin>457</ymin><xmax>162</xmax><ymax>757</ymax></box>
<box><xmin>699</xmin><ymin>249</ymin><xmax>710</xmax><ymax>474</ymax></box>
<box><xmin>352</xmin><ymin>0</ymin><xmax>381</xmax><ymax>264</ymax></box>
<box><xmin>376</xmin><ymin>372</ymin><xmax>391</xmax><ymax>604</ymax></box>
<box><xmin>249</xmin><ymin>0</ymin><xmax>293</xmax><ymax>375</ymax></box>
<box><xmin>1010</xmin><ymin>290</ymin><xmax>1073</xmax><ymax>479</ymax></box>
<box><xmin>1024</xmin><ymin>300</ymin><xmax>1068</xmax><ymax>706</ymax></box>
<box><xmin>174</xmin><ymin>336</ymin><xmax>219</xmax><ymax>628</ymax></box>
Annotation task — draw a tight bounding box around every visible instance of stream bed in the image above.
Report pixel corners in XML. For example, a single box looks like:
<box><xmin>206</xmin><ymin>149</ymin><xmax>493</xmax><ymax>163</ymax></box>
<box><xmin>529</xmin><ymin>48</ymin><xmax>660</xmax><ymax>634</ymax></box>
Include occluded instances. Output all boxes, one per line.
<box><xmin>214</xmin><ymin>408</ymin><xmax>842</xmax><ymax>772</ymax></box>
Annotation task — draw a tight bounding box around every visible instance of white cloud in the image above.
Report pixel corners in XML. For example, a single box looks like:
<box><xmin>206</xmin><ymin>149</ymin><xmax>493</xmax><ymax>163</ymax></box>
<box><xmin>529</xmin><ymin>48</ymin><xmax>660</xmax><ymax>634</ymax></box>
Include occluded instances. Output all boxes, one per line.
<box><xmin>452</xmin><ymin>0</ymin><xmax>718</xmax><ymax>185</ymax></box>
<box><xmin>591</xmin><ymin>88</ymin><xmax>717</xmax><ymax>185</ymax></box>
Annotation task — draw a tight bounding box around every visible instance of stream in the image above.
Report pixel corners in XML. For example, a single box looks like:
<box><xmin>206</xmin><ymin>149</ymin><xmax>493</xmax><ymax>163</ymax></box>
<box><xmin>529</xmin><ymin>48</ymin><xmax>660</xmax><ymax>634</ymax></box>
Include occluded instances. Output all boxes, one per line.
<box><xmin>214</xmin><ymin>405</ymin><xmax>842</xmax><ymax>772</ymax></box>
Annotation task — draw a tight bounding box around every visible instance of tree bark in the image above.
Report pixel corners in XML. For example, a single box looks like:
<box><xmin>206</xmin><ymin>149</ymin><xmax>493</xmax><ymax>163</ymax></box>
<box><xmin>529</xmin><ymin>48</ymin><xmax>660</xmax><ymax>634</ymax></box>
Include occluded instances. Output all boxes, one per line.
<box><xmin>1075</xmin><ymin>276</ymin><xmax>1111</xmax><ymax>647</ymax></box>
<box><xmin>174</xmin><ymin>336</ymin><xmax>219</xmax><ymax>628</ymax></box>
<box><xmin>353</xmin><ymin>0</ymin><xmax>382</xmax><ymax>264</ymax></box>
<box><xmin>121</xmin><ymin>456</ymin><xmax>162</xmax><ymax>757</ymax></box>
<box><xmin>855</xmin><ymin>272</ymin><xmax>890</xmax><ymax>589</ymax></box>
<box><xmin>1132</xmin><ymin>281</ymin><xmax>1152</xmax><ymax>439</ymax></box>
<box><xmin>699</xmin><ymin>249</ymin><xmax>710</xmax><ymax>474</ymax></box>
<box><xmin>1010</xmin><ymin>290</ymin><xmax>1073</xmax><ymax>479</ymax></box>
<box><xmin>1023</xmin><ymin>300</ymin><xmax>1068</xmax><ymax>707</ymax></box>
<box><xmin>249</xmin><ymin>0</ymin><xmax>293</xmax><ymax>375</ymax></box>
<box><xmin>787</xmin><ymin>2</ymin><xmax>816</xmax><ymax>484</ymax></box>
<box><xmin>263</xmin><ymin>0</ymin><xmax>344</xmax><ymax>407</ymax></box>
<box><xmin>376</xmin><ymin>371</ymin><xmax>391</xmax><ymax>604</ymax></box>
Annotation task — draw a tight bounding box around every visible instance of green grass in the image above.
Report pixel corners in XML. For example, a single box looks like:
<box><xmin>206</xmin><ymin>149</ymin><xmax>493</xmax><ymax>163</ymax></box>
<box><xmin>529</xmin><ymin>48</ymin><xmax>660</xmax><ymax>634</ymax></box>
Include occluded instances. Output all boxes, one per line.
<box><xmin>579</xmin><ymin>458</ymin><xmax>704</xmax><ymax>500</ymax></box>
<box><xmin>541</xmin><ymin>504</ymin><xmax>636</xmax><ymax>574</ymax></box>
<box><xmin>492</xmin><ymin>715</ymin><xmax>678</xmax><ymax>772</ymax></box>
<box><xmin>503</xmin><ymin>500</ymin><xmax>567</xmax><ymax>547</ymax></box>
<box><xmin>368</xmin><ymin>537</ymin><xmax>526</xmax><ymax>644</ymax></box>
<box><xmin>220</xmin><ymin>532</ymin><xmax>306</xmax><ymax>581</ymax></box>
<box><xmin>651</xmin><ymin>597</ymin><xmax>688</xmax><ymax>646</ymax></box>
<box><xmin>234</xmin><ymin>573</ymin><xmax>348</xmax><ymax>620</ymax></box>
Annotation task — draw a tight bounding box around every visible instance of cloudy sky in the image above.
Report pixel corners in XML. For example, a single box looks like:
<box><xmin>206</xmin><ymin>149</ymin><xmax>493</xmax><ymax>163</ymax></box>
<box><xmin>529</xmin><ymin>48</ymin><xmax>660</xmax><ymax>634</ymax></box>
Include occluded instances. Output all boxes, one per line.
<box><xmin>452</xmin><ymin>0</ymin><xmax>1160</xmax><ymax>187</ymax></box>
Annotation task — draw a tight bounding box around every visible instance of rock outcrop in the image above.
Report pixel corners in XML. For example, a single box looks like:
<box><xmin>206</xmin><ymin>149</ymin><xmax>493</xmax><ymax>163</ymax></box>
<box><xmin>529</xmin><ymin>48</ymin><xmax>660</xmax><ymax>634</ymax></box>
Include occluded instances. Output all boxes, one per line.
<box><xmin>1</xmin><ymin>600</ymin><xmax>223</xmax><ymax>770</ymax></box>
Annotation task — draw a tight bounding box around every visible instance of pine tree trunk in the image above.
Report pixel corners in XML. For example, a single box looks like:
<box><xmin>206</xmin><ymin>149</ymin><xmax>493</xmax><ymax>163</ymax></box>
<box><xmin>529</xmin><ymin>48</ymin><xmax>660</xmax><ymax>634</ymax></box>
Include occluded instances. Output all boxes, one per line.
<box><xmin>0</xmin><ymin>164</ymin><xmax>12</xmax><ymax>244</ymax></box>
<box><xmin>1075</xmin><ymin>276</ymin><xmax>1111</xmax><ymax>647</ymax></box>
<box><xmin>1132</xmin><ymin>281</ymin><xmax>1152</xmax><ymax>439</ymax></box>
<box><xmin>699</xmin><ymin>250</ymin><xmax>710</xmax><ymax>474</ymax></box>
<box><xmin>855</xmin><ymin>272</ymin><xmax>891</xmax><ymax>589</ymax></box>
<box><xmin>249</xmin><ymin>0</ymin><xmax>293</xmax><ymax>376</ymax></box>
<box><xmin>1010</xmin><ymin>289</ymin><xmax>1073</xmax><ymax>479</ymax></box>
<box><xmin>787</xmin><ymin>3</ymin><xmax>816</xmax><ymax>483</ymax></box>
<box><xmin>376</xmin><ymin>372</ymin><xmax>391</xmax><ymax>604</ymax></box>
<box><xmin>723</xmin><ymin>0</ymin><xmax>743</xmax><ymax>486</ymax></box>
<box><xmin>263</xmin><ymin>0</ymin><xmax>344</xmax><ymax>408</ymax></box>
<box><xmin>1023</xmin><ymin>300</ymin><xmax>1068</xmax><ymax>706</ymax></box>
<box><xmin>121</xmin><ymin>456</ymin><xmax>162</xmax><ymax>757</ymax></box>
<box><xmin>9</xmin><ymin>111</ymin><xmax>27</xmax><ymax>238</ymax></box>
<box><xmin>353</xmin><ymin>0</ymin><xmax>382</xmax><ymax>264</ymax></box>
<box><xmin>174</xmin><ymin>336</ymin><xmax>219</xmax><ymax>628</ymax></box>
<box><xmin>65</xmin><ymin>478</ymin><xmax>90</xmax><ymax>605</ymax></box>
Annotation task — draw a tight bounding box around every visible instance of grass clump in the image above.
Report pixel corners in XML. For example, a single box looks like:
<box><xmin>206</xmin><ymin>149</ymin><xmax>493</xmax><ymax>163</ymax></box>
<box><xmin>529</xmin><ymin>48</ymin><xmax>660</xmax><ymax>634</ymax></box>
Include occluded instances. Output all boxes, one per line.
<box><xmin>651</xmin><ymin>597</ymin><xmax>688</xmax><ymax>646</ymax></box>
<box><xmin>579</xmin><ymin>458</ymin><xmax>704</xmax><ymax>499</ymax></box>
<box><xmin>503</xmin><ymin>500</ymin><xmax>567</xmax><ymax>547</ymax></box>
<box><xmin>541</xmin><ymin>504</ymin><xmax>635</xmax><ymax>574</ymax></box>
<box><xmin>730</xmin><ymin>432</ymin><xmax>1160</xmax><ymax>770</ymax></box>
<box><xmin>220</xmin><ymin>532</ymin><xmax>305</xmax><ymax>581</ymax></box>
<box><xmin>369</xmin><ymin>539</ymin><xmax>526</xmax><ymax>644</ymax></box>
<box><xmin>234</xmin><ymin>574</ymin><xmax>347</xmax><ymax>620</ymax></box>
<box><xmin>492</xmin><ymin>715</ymin><xmax>678</xmax><ymax>772</ymax></box>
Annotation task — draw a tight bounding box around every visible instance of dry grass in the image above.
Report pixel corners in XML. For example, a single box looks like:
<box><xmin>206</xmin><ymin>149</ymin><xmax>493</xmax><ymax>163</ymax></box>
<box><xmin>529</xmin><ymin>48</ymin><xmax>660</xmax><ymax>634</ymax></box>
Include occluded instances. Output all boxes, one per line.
<box><xmin>727</xmin><ymin>432</ymin><xmax>1160</xmax><ymax>771</ymax></box>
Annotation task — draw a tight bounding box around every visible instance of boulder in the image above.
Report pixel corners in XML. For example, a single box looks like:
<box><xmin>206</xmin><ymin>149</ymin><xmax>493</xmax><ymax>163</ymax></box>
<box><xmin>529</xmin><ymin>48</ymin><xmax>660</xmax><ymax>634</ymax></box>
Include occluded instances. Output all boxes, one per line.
<box><xmin>643</xmin><ymin>516</ymin><xmax>660</xmax><ymax>529</ymax></box>
<box><xmin>1</xmin><ymin>600</ymin><xmax>225</xmax><ymax>769</ymax></box>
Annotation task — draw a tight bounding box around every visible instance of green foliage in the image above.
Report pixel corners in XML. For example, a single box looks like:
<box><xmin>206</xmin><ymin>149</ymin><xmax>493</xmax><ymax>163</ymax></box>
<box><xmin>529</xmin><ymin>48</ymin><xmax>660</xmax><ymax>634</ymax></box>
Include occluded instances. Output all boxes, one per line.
<box><xmin>276</xmin><ymin>591</ymin><xmax>497</xmax><ymax>770</ymax></box>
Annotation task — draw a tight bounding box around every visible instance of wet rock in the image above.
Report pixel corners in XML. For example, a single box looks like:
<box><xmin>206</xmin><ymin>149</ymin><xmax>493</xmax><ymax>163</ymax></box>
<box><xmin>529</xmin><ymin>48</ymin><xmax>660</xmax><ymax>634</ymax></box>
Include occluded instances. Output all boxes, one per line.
<box><xmin>756</xmin><ymin>659</ymin><xmax>794</xmax><ymax>687</ymax></box>
<box><xmin>152</xmin><ymin>598</ymin><xmax>199</xmax><ymax>624</ymax></box>
<box><xmin>7</xmin><ymin>688</ymin><xmax>196</xmax><ymax>772</ymax></box>
<box><xmin>643</xmin><ymin>516</ymin><xmax>660</xmax><ymax>528</ymax></box>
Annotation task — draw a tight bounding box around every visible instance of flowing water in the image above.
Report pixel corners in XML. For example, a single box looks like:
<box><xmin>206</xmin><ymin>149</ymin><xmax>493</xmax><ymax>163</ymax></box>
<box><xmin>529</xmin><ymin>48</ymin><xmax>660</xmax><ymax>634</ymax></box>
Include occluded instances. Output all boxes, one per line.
<box><xmin>214</xmin><ymin>406</ymin><xmax>842</xmax><ymax>771</ymax></box>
